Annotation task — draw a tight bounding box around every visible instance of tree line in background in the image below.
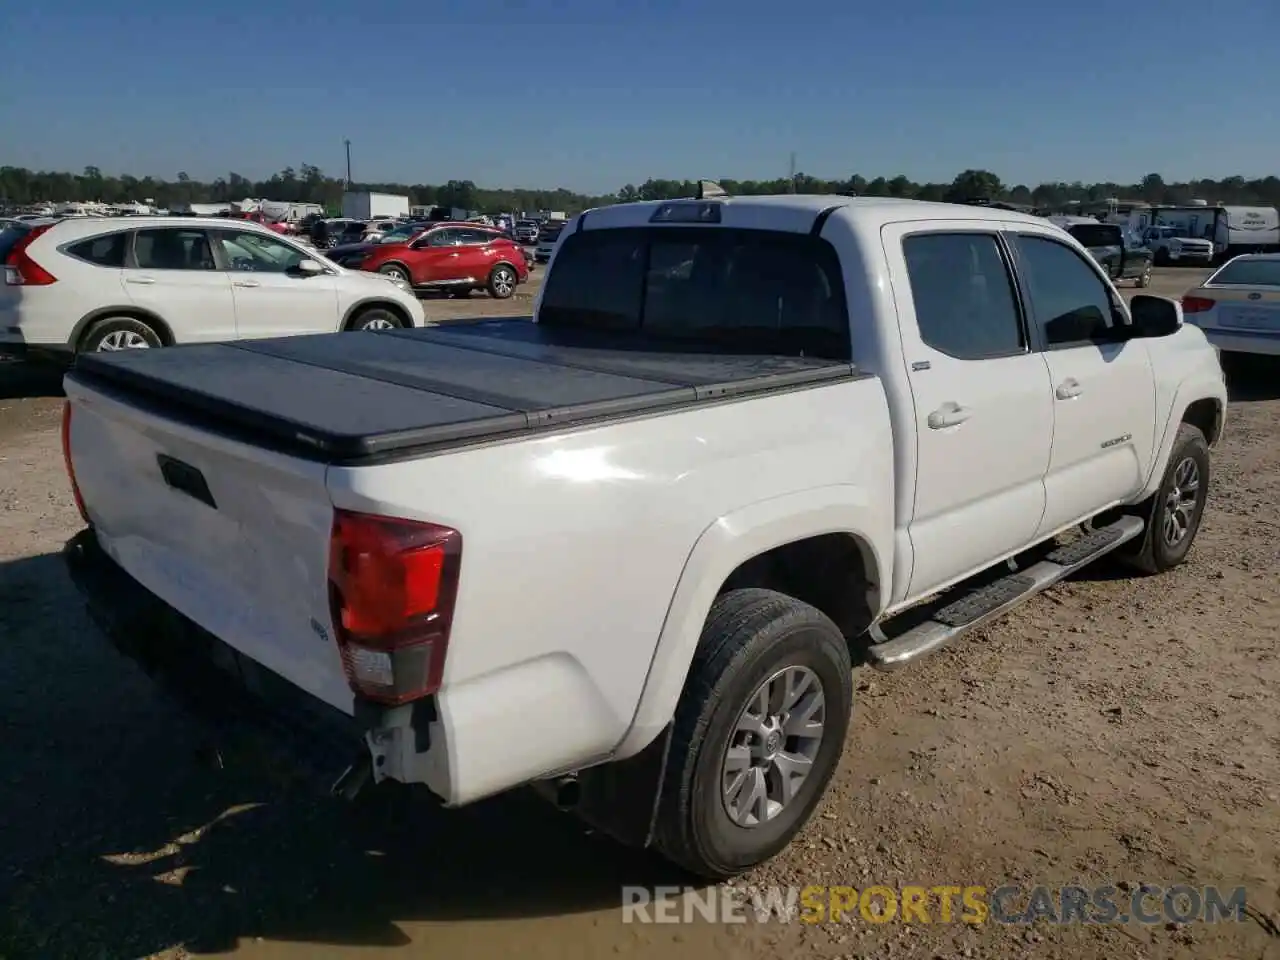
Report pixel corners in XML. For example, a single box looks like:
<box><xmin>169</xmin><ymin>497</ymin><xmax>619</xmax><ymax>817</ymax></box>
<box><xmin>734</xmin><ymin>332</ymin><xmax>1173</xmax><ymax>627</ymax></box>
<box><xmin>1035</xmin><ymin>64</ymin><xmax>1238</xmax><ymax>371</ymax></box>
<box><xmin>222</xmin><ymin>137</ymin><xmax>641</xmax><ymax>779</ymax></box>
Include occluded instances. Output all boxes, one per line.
<box><xmin>4</xmin><ymin>164</ymin><xmax>1280</xmax><ymax>213</ymax></box>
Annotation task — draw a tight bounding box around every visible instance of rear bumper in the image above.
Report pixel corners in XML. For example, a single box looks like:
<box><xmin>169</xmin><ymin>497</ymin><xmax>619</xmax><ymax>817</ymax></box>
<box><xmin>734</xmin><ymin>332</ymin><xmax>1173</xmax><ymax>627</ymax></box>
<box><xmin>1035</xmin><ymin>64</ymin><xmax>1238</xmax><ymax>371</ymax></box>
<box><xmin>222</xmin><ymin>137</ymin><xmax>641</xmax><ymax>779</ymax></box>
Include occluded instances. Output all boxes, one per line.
<box><xmin>1195</xmin><ymin>327</ymin><xmax>1280</xmax><ymax>357</ymax></box>
<box><xmin>63</xmin><ymin>527</ymin><xmax>370</xmax><ymax>778</ymax></box>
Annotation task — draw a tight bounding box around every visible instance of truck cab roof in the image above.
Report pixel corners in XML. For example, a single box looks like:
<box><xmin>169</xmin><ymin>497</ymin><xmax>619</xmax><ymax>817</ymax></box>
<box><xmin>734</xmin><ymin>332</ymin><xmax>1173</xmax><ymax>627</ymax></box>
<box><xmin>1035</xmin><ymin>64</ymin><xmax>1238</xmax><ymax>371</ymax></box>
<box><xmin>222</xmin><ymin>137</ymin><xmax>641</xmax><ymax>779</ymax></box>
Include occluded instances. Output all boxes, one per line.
<box><xmin>580</xmin><ymin>195</ymin><xmax>1050</xmax><ymax>235</ymax></box>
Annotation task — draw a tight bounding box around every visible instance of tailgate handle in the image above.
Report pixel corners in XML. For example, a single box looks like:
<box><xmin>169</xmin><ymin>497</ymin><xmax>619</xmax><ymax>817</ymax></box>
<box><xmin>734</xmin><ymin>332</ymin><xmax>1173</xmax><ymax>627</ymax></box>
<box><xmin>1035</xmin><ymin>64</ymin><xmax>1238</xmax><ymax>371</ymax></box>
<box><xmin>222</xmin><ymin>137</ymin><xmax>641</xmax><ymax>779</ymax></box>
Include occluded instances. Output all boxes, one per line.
<box><xmin>157</xmin><ymin>454</ymin><xmax>217</xmax><ymax>510</ymax></box>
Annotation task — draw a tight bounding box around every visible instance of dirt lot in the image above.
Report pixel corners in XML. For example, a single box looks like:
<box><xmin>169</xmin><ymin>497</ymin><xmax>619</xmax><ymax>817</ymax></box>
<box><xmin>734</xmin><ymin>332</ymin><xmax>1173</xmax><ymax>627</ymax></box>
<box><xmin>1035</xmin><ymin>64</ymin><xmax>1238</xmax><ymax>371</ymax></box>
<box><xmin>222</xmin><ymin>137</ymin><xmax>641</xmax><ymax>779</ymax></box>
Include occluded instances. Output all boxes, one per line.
<box><xmin>1</xmin><ymin>268</ymin><xmax>1277</xmax><ymax>960</ymax></box>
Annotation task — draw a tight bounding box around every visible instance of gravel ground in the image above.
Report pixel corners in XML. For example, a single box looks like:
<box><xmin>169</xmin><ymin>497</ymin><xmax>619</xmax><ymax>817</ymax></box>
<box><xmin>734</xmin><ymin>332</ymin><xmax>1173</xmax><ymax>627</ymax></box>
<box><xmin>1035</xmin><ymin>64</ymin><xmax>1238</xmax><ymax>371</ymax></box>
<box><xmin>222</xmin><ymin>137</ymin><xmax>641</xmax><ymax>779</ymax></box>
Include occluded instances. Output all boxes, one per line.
<box><xmin>1</xmin><ymin>268</ymin><xmax>1277</xmax><ymax>960</ymax></box>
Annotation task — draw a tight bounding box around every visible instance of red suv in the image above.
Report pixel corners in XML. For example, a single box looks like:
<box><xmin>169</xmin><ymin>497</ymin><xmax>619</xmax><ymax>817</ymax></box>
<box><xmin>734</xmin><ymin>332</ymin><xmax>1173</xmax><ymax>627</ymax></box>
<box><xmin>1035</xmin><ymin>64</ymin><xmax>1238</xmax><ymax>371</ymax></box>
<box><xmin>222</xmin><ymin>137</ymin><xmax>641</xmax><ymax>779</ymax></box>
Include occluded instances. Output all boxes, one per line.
<box><xmin>357</xmin><ymin>223</ymin><xmax>529</xmax><ymax>299</ymax></box>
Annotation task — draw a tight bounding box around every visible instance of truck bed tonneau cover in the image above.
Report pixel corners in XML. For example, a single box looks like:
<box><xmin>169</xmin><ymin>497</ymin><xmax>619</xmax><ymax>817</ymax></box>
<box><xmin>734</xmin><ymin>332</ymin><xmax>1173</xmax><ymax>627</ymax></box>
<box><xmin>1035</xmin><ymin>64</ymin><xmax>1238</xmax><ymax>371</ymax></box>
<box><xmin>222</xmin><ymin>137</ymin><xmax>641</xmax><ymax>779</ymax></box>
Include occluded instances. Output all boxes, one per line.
<box><xmin>69</xmin><ymin>318</ymin><xmax>861</xmax><ymax>463</ymax></box>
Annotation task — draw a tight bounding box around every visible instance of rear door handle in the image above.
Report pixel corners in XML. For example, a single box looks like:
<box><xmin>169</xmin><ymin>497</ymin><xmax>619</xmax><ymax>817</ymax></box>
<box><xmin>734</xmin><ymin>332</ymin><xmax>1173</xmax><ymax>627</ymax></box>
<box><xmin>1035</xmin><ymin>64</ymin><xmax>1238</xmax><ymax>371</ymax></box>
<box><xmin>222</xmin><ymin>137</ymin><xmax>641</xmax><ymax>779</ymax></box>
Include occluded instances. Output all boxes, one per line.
<box><xmin>927</xmin><ymin>401</ymin><xmax>971</xmax><ymax>429</ymax></box>
<box><xmin>125</xmin><ymin>277</ymin><xmax>155</xmax><ymax>285</ymax></box>
<box><xmin>232</xmin><ymin>280</ymin><xmax>261</xmax><ymax>288</ymax></box>
<box><xmin>1056</xmin><ymin>378</ymin><xmax>1082</xmax><ymax>400</ymax></box>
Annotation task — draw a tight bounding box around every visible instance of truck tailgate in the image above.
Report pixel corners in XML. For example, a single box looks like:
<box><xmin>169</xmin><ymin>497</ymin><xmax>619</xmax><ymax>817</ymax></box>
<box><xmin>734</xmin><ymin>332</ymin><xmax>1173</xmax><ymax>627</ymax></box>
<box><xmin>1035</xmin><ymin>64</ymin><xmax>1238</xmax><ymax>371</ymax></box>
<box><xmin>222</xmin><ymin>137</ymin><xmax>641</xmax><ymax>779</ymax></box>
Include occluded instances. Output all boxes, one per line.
<box><xmin>63</xmin><ymin>376</ymin><xmax>352</xmax><ymax>713</ymax></box>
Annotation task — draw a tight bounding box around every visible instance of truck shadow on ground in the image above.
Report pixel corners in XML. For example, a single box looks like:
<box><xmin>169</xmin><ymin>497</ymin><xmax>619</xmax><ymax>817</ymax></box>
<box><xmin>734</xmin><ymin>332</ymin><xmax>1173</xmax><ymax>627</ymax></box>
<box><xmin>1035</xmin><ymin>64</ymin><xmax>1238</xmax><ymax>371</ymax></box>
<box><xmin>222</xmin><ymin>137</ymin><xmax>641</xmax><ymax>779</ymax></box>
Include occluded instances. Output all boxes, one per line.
<box><xmin>0</xmin><ymin>358</ymin><xmax>65</xmax><ymax>399</ymax></box>
<box><xmin>0</xmin><ymin>552</ymin><xmax>689</xmax><ymax>959</ymax></box>
<box><xmin>1224</xmin><ymin>355</ymin><xmax>1280</xmax><ymax>402</ymax></box>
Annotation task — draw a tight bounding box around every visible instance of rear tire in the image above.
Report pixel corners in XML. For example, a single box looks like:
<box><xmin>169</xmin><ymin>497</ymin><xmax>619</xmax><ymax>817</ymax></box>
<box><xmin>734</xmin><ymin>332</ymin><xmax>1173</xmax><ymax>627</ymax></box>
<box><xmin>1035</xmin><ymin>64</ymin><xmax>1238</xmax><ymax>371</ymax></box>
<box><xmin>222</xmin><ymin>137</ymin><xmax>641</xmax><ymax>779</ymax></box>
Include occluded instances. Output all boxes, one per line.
<box><xmin>1118</xmin><ymin>424</ymin><xmax>1210</xmax><ymax>574</ymax></box>
<box><xmin>80</xmin><ymin>316</ymin><xmax>163</xmax><ymax>353</ymax></box>
<box><xmin>377</xmin><ymin>264</ymin><xmax>411</xmax><ymax>290</ymax></box>
<box><xmin>346</xmin><ymin>307</ymin><xmax>405</xmax><ymax>332</ymax></box>
<box><xmin>654</xmin><ymin>588</ymin><xmax>853</xmax><ymax>880</ymax></box>
<box><xmin>487</xmin><ymin>264</ymin><xmax>518</xmax><ymax>299</ymax></box>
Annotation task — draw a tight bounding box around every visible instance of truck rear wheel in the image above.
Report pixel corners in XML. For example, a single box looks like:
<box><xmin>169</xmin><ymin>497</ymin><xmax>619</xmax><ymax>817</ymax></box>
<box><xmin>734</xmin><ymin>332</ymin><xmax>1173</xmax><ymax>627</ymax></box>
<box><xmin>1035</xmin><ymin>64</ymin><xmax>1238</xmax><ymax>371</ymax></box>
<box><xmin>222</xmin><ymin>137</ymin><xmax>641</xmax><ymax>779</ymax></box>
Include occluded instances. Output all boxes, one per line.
<box><xmin>654</xmin><ymin>588</ymin><xmax>853</xmax><ymax>880</ymax></box>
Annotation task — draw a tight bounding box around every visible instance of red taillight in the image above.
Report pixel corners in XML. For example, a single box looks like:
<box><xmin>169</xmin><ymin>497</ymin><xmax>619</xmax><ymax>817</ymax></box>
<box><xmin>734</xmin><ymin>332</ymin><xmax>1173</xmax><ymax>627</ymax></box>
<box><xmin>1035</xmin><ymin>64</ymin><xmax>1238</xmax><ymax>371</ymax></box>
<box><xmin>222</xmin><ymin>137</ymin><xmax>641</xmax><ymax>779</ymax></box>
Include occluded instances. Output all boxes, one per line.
<box><xmin>4</xmin><ymin>224</ymin><xmax>57</xmax><ymax>286</ymax></box>
<box><xmin>327</xmin><ymin>509</ymin><xmax>462</xmax><ymax>705</ymax></box>
<box><xmin>61</xmin><ymin>403</ymin><xmax>90</xmax><ymax>523</ymax></box>
<box><xmin>1181</xmin><ymin>295</ymin><xmax>1215</xmax><ymax>314</ymax></box>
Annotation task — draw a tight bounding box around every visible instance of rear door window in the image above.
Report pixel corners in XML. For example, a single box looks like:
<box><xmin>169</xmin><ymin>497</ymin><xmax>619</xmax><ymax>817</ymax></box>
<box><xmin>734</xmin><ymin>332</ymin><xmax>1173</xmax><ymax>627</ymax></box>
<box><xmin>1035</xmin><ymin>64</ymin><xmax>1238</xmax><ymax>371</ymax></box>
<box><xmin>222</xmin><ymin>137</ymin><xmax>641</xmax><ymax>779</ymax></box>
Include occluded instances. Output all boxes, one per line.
<box><xmin>133</xmin><ymin>229</ymin><xmax>217</xmax><ymax>270</ymax></box>
<box><xmin>539</xmin><ymin>227</ymin><xmax>850</xmax><ymax>359</ymax></box>
<box><xmin>901</xmin><ymin>232</ymin><xmax>1025</xmax><ymax>360</ymax></box>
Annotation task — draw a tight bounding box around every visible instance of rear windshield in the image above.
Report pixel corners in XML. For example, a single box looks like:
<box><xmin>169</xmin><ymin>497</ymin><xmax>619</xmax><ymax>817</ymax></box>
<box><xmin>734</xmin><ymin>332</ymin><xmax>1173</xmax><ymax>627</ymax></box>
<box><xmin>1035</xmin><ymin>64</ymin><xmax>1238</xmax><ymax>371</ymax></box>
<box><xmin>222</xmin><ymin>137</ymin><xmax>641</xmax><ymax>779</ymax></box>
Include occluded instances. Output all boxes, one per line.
<box><xmin>0</xmin><ymin>223</ymin><xmax>32</xmax><ymax>261</ymax></box>
<box><xmin>1209</xmin><ymin>259</ymin><xmax>1280</xmax><ymax>286</ymax></box>
<box><xmin>538</xmin><ymin>227</ymin><xmax>850</xmax><ymax>359</ymax></box>
<box><xmin>1066</xmin><ymin>224</ymin><xmax>1123</xmax><ymax>248</ymax></box>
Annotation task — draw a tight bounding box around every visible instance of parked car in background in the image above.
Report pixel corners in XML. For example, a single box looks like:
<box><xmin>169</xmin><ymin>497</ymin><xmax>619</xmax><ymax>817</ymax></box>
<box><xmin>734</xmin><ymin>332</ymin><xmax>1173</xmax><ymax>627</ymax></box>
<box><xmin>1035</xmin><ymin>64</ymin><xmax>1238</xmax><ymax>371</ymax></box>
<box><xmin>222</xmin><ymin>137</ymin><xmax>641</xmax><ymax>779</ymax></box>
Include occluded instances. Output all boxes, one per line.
<box><xmin>514</xmin><ymin>219</ymin><xmax>539</xmax><ymax>244</ymax></box>
<box><xmin>1181</xmin><ymin>253</ymin><xmax>1280</xmax><ymax>357</ymax></box>
<box><xmin>1051</xmin><ymin>218</ymin><xmax>1153</xmax><ymax>287</ymax></box>
<box><xmin>326</xmin><ymin>222</ymin><xmax>431</xmax><ymax>268</ymax></box>
<box><xmin>362</xmin><ymin>219</ymin><xmax>400</xmax><ymax>243</ymax></box>
<box><xmin>534</xmin><ymin>220</ymin><xmax>567</xmax><ymax>263</ymax></box>
<box><xmin>0</xmin><ymin>216</ymin><xmax>425</xmax><ymax>361</ymax></box>
<box><xmin>357</xmin><ymin>222</ymin><xmax>529</xmax><ymax>298</ymax></box>
<box><xmin>1142</xmin><ymin>225</ymin><xmax>1216</xmax><ymax>266</ymax></box>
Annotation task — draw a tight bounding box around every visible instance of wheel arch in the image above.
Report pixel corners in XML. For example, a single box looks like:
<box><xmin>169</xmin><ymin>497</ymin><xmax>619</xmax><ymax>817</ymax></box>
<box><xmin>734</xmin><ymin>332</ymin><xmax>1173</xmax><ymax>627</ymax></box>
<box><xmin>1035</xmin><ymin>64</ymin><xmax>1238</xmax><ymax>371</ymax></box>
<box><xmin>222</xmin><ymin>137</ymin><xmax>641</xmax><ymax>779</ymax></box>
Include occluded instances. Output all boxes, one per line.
<box><xmin>341</xmin><ymin>298</ymin><xmax>413</xmax><ymax>331</ymax></box>
<box><xmin>610</xmin><ymin>486</ymin><xmax>888</xmax><ymax>762</ymax></box>
<box><xmin>72</xmin><ymin>306</ymin><xmax>175</xmax><ymax>350</ymax></box>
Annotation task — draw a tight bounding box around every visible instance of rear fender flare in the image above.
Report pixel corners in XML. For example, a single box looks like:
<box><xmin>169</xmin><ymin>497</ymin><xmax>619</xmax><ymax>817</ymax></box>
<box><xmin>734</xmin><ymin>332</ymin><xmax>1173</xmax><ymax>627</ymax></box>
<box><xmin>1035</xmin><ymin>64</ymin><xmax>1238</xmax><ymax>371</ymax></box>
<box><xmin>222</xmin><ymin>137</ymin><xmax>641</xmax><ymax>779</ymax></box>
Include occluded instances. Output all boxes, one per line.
<box><xmin>610</xmin><ymin>485</ymin><xmax>888</xmax><ymax>761</ymax></box>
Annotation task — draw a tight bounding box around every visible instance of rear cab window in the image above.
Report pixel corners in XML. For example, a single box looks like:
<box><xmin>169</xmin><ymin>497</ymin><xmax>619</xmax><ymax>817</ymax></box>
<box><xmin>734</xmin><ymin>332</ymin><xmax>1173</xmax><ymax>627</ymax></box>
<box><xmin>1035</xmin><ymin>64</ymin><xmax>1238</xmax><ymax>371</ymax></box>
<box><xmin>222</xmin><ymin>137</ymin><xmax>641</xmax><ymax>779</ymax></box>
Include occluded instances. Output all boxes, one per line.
<box><xmin>538</xmin><ymin>226</ymin><xmax>850</xmax><ymax>359</ymax></box>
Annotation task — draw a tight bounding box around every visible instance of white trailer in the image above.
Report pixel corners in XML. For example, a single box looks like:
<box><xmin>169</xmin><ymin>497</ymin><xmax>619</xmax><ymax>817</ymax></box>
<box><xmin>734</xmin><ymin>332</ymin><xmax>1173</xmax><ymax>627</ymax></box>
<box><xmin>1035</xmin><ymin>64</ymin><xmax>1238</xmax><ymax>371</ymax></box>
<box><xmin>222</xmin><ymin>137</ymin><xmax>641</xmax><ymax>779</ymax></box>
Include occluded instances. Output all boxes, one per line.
<box><xmin>1148</xmin><ymin>205</ymin><xmax>1280</xmax><ymax>258</ymax></box>
<box><xmin>341</xmin><ymin>191</ymin><xmax>410</xmax><ymax>220</ymax></box>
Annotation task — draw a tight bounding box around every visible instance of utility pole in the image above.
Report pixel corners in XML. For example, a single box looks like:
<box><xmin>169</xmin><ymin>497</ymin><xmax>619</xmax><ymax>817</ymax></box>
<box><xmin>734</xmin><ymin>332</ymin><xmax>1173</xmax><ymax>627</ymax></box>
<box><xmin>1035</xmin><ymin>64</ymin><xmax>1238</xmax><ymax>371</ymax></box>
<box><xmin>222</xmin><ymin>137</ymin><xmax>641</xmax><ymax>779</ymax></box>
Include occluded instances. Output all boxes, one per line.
<box><xmin>344</xmin><ymin>139</ymin><xmax>352</xmax><ymax>187</ymax></box>
<box><xmin>788</xmin><ymin>152</ymin><xmax>797</xmax><ymax>193</ymax></box>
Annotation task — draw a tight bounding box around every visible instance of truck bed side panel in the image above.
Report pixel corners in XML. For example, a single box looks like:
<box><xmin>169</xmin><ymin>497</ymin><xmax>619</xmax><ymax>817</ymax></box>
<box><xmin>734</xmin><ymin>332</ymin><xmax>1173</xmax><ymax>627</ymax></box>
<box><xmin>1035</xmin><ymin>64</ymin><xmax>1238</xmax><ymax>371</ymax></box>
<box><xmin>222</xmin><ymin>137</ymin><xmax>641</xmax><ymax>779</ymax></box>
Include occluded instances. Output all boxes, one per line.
<box><xmin>326</xmin><ymin>375</ymin><xmax>894</xmax><ymax>803</ymax></box>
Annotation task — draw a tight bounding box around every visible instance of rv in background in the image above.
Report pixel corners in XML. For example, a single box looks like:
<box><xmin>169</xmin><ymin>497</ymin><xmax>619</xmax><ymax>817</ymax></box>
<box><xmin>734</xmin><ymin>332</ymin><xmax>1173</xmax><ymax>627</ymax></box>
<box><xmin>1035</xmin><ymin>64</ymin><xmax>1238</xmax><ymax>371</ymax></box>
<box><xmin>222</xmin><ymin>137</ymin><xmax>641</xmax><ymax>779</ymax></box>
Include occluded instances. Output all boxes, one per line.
<box><xmin>1144</xmin><ymin>204</ymin><xmax>1280</xmax><ymax>259</ymax></box>
<box><xmin>1078</xmin><ymin>198</ymin><xmax>1152</xmax><ymax>227</ymax></box>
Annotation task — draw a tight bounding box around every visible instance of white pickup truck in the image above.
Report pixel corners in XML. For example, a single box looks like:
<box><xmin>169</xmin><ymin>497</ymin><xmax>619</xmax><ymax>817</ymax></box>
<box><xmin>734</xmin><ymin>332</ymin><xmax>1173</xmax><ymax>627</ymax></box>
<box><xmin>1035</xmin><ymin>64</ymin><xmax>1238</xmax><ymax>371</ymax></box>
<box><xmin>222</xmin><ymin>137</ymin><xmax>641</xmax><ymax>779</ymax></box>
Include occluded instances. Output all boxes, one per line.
<box><xmin>62</xmin><ymin>194</ymin><xmax>1226</xmax><ymax>880</ymax></box>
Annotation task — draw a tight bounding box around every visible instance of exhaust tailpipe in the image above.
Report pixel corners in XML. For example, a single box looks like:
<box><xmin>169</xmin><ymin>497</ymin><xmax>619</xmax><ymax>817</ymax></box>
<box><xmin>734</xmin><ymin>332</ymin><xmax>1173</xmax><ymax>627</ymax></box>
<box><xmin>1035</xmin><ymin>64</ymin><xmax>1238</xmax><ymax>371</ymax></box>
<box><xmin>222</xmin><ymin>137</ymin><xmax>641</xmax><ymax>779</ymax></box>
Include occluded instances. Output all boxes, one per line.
<box><xmin>553</xmin><ymin>775</ymin><xmax>581</xmax><ymax>810</ymax></box>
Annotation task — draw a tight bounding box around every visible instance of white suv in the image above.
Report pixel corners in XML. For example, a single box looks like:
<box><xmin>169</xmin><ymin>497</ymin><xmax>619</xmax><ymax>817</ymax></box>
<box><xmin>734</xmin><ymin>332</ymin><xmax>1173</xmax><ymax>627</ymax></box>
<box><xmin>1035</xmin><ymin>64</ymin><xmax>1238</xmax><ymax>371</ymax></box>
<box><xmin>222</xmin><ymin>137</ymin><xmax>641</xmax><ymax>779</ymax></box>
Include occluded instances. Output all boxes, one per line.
<box><xmin>0</xmin><ymin>216</ymin><xmax>426</xmax><ymax>359</ymax></box>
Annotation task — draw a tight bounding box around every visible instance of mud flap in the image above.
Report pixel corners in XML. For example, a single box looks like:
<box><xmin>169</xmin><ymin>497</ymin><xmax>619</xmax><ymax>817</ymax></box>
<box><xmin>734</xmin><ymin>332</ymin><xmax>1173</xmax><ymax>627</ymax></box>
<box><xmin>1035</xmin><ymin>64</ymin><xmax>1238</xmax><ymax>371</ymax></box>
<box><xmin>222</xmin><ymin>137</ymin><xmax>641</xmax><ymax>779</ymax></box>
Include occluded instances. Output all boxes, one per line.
<box><xmin>535</xmin><ymin>725</ymin><xmax>674</xmax><ymax>850</ymax></box>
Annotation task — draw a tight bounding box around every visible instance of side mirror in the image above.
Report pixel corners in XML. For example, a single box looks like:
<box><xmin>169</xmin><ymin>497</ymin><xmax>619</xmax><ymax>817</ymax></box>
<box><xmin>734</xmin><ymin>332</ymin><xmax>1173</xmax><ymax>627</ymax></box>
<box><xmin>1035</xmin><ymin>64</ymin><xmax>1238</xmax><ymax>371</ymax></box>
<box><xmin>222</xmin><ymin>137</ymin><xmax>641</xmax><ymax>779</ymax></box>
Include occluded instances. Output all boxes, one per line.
<box><xmin>294</xmin><ymin>259</ymin><xmax>324</xmax><ymax>276</ymax></box>
<box><xmin>1128</xmin><ymin>295</ymin><xmax>1182</xmax><ymax>338</ymax></box>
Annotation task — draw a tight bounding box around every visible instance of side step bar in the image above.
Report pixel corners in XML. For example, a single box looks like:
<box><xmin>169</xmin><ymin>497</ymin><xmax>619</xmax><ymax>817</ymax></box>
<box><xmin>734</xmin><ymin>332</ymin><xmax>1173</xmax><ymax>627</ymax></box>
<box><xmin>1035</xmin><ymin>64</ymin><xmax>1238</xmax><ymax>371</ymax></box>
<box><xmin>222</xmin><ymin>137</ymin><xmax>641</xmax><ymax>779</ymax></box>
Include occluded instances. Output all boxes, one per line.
<box><xmin>867</xmin><ymin>516</ymin><xmax>1145</xmax><ymax>670</ymax></box>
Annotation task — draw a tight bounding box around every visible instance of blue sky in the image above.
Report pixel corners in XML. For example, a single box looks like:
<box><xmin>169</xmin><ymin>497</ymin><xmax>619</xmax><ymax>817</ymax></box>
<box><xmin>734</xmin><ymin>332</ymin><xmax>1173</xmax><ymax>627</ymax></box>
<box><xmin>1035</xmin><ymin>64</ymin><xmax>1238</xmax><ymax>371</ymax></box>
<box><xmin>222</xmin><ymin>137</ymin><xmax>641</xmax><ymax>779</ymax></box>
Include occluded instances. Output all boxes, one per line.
<box><xmin>2</xmin><ymin>0</ymin><xmax>1277</xmax><ymax>193</ymax></box>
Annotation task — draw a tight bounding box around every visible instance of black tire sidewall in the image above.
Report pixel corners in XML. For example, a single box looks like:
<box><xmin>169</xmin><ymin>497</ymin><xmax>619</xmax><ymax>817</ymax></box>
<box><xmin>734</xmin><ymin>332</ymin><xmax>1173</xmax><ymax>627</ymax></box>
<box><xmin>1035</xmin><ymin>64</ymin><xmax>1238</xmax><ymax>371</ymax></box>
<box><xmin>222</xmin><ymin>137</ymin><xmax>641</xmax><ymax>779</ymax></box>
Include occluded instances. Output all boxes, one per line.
<box><xmin>82</xmin><ymin>317</ymin><xmax>161</xmax><ymax>353</ymax></box>
<box><xmin>1149</xmin><ymin>427</ymin><xmax>1210</xmax><ymax>568</ymax></box>
<box><xmin>488</xmin><ymin>265</ymin><xmax>516</xmax><ymax>298</ymax></box>
<box><xmin>678</xmin><ymin>604</ymin><xmax>852</xmax><ymax>876</ymax></box>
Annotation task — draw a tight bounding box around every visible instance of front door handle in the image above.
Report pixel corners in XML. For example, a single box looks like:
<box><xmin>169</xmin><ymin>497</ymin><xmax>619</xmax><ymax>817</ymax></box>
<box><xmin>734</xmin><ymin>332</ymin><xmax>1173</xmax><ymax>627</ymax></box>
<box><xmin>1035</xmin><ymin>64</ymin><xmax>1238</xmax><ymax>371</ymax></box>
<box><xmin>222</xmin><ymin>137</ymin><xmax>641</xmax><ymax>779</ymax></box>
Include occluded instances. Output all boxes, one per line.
<box><xmin>232</xmin><ymin>280</ymin><xmax>261</xmax><ymax>288</ymax></box>
<box><xmin>1056</xmin><ymin>378</ymin><xmax>1082</xmax><ymax>400</ymax></box>
<box><xmin>125</xmin><ymin>276</ymin><xmax>155</xmax><ymax>285</ymax></box>
<box><xmin>927</xmin><ymin>401</ymin><xmax>972</xmax><ymax>429</ymax></box>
